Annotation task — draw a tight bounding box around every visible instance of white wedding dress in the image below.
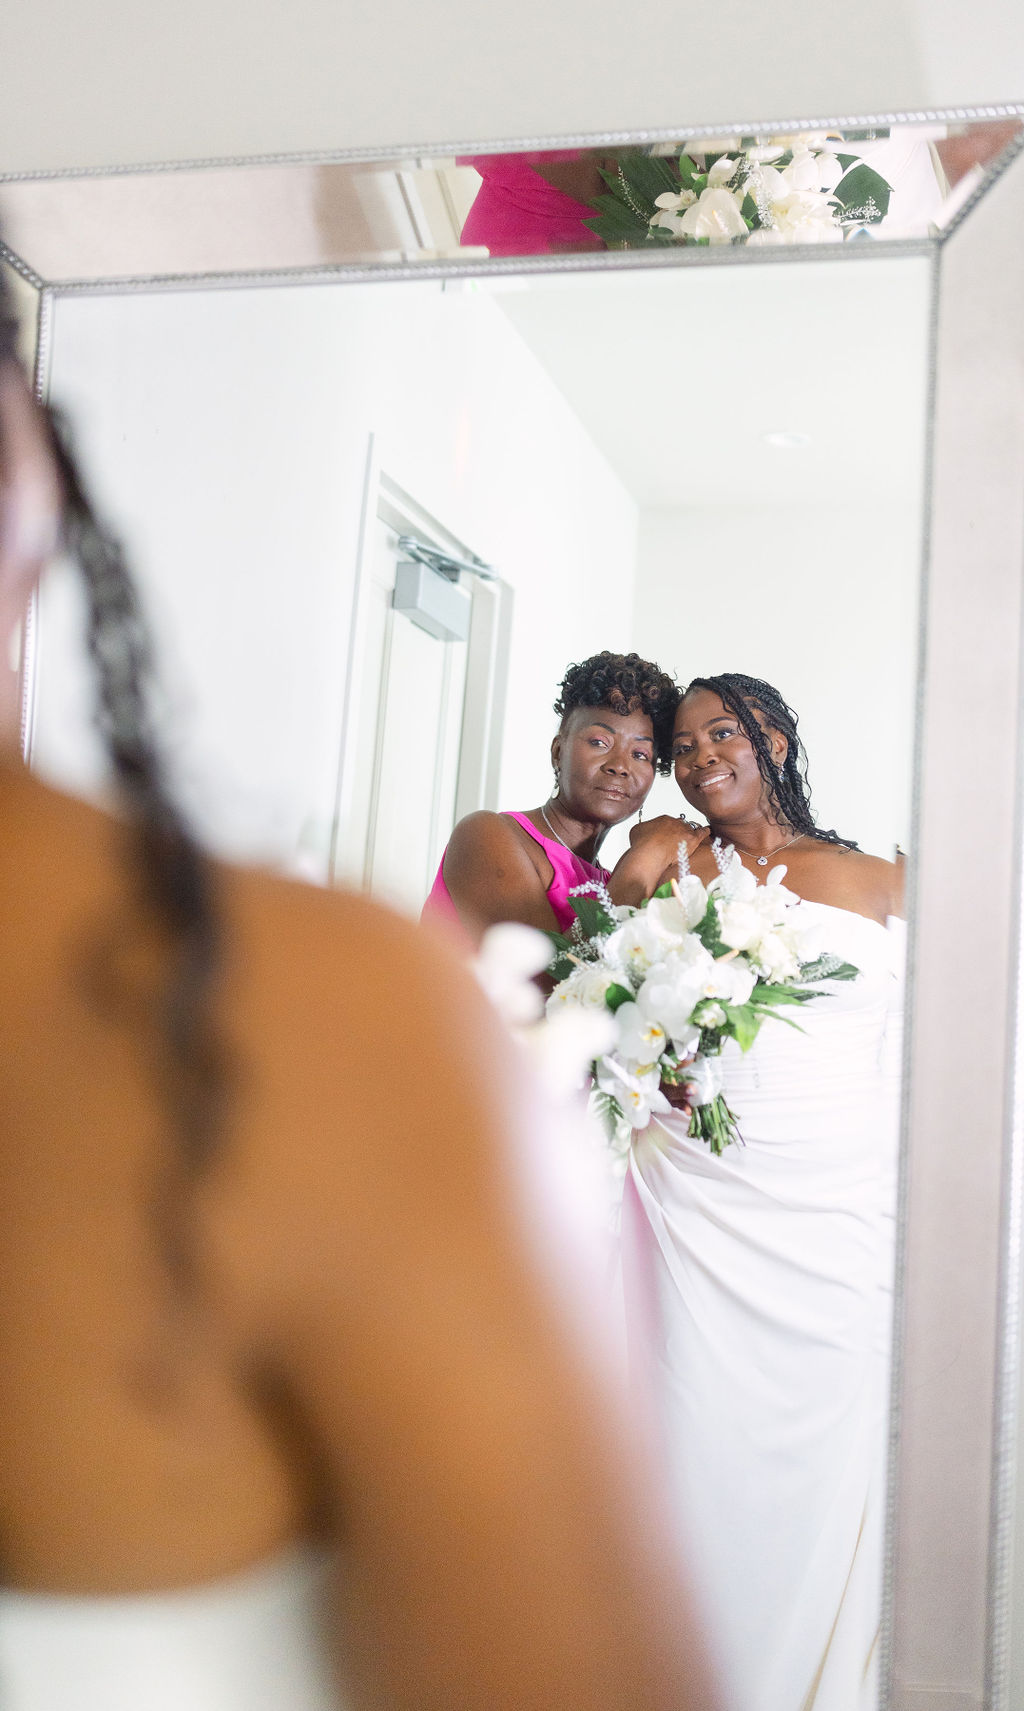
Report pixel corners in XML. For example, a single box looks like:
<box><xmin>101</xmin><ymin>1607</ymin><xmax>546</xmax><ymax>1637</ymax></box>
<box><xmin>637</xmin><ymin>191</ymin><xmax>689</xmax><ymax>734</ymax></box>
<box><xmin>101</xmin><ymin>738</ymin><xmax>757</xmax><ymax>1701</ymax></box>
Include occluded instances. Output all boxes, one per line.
<box><xmin>623</xmin><ymin>902</ymin><xmax>904</xmax><ymax>1711</ymax></box>
<box><xmin>0</xmin><ymin>1548</ymin><xmax>345</xmax><ymax>1710</ymax></box>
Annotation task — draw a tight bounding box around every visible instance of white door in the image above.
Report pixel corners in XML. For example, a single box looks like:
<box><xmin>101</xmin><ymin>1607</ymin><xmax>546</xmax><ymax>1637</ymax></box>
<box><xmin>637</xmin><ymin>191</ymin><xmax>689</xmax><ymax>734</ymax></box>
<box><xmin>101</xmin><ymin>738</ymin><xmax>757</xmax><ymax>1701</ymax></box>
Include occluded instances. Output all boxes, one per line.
<box><xmin>335</xmin><ymin>513</ymin><xmax>468</xmax><ymax>915</ymax></box>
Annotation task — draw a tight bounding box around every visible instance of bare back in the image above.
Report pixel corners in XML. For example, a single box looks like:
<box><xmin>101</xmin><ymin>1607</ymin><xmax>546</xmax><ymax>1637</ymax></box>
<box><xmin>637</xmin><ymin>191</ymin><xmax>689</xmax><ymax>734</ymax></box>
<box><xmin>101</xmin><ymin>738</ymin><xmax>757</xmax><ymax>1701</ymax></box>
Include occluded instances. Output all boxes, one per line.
<box><xmin>0</xmin><ymin>759</ymin><xmax>720</xmax><ymax>1711</ymax></box>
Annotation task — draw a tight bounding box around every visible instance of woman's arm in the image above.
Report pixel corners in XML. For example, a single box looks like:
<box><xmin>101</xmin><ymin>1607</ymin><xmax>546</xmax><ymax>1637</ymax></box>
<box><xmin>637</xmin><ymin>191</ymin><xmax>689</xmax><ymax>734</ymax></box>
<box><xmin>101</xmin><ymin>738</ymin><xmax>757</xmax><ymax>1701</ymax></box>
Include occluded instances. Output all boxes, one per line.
<box><xmin>608</xmin><ymin>815</ymin><xmax>708</xmax><ymax>906</ymax></box>
<box><xmin>222</xmin><ymin>887</ymin><xmax>721</xmax><ymax>1711</ymax></box>
<box><xmin>441</xmin><ymin>811</ymin><xmax>561</xmax><ymax>947</ymax></box>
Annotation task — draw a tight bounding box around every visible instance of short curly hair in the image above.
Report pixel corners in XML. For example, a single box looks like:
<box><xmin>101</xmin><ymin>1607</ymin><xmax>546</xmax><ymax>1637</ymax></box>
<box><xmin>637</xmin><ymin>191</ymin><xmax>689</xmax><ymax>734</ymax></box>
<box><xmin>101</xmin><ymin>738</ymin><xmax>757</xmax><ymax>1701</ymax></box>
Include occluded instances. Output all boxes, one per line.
<box><xmin>553</xmin><ymin>651</ymin><xmax>680</xmax><ymax>773</ymax></box>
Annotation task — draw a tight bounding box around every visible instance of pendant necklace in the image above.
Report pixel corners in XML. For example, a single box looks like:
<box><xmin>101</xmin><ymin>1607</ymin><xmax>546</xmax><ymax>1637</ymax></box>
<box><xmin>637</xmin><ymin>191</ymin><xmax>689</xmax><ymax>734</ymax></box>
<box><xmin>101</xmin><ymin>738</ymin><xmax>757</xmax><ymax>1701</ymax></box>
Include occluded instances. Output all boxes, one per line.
<box><xmin>540</xmin><ymin>802</ymin><xmax>575</xmax><ymax>852</ymax></box>
<box><xmin>730</xmin><ymin>831</ymin><xmax>806</xmax><ymax>868</ymax></box>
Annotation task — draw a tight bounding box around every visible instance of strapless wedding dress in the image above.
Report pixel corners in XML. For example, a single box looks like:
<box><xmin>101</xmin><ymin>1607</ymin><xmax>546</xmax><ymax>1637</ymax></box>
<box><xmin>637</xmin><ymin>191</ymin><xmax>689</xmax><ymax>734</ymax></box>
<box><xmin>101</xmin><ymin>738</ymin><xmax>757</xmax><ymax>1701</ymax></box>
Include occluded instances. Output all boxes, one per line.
<box><xmin>0</xmin><ymin>1548</ymin><xmax>344</xmax><ymax>1709</ymax></box>
<box><xmin>623</xmin><ymin>903</ymin><xmax>903</xmax><ymax>1711</ymax></box>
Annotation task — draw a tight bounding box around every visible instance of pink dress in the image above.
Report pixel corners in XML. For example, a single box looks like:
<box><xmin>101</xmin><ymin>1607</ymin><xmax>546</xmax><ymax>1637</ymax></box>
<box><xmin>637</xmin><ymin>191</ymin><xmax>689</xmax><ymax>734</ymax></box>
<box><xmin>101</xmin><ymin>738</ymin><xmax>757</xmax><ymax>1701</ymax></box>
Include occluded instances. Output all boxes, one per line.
<box><xmin>422</xmin><ymin>810</ymin><xmax>609</xmax><ymax>936</ymax></box>
<box><xmin>456</xmin><ymin>152</ymin><xmax>604</xmax><ymax>256</ymax></box>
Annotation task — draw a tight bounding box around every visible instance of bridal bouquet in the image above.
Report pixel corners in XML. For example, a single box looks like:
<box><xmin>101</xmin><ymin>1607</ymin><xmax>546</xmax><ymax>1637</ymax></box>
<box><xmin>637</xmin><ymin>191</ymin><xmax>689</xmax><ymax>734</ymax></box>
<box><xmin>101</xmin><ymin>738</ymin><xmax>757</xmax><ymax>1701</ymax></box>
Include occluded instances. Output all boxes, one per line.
<box><xmin>585</xmin><ymin>138</ymin><xmax>892</xmax><ymax>249</ymax></box>
<box><xmin>545</xmin><ymin>841</ymin><xmax>858</xmax><ymax>1155</ymax></box>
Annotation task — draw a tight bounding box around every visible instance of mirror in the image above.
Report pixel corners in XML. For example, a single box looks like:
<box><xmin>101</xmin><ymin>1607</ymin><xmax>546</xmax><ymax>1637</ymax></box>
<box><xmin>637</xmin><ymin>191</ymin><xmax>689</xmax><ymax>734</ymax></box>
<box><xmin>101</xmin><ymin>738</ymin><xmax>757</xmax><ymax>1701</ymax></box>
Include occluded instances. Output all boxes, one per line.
<box><xmin>3</xmin><ymin>110</ymin><xmax>1023</xmax><ymax>1711</ymax></box>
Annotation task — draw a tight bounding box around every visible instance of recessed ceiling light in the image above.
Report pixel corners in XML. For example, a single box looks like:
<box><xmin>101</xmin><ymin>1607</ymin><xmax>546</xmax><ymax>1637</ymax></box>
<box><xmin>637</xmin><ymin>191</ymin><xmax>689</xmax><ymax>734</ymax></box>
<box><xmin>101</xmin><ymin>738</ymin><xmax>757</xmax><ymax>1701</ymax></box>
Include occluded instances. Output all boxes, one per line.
<box><xmin>764</xmin><ymin>430</ymin><xmax>811</xmax><ymax>449</ymax></box>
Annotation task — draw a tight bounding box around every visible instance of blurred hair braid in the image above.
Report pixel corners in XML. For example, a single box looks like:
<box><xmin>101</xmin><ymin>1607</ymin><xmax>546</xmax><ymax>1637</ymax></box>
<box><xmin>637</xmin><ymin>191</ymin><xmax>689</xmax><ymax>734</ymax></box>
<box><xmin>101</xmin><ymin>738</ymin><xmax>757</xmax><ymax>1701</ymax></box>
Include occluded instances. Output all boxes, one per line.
<box><xmin>1</xmin><ymin>277</ymin><xmax>224</xmax><ymax>1294</ymax></box>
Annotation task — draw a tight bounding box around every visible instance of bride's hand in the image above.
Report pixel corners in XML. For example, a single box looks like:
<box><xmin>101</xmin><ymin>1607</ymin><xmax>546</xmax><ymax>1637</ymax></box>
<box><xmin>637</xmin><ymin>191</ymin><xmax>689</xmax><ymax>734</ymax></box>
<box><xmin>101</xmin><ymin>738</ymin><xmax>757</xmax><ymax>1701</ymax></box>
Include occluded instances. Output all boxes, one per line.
<box><xmin>660</xmin><ymin>1076</ymin><xmax>698</xmax><ymax>1118</ymax></box>
<box><xmin>661</xmin><ymin>1056</ymin><xmax>697</xmax><ymax>1118</ymax></box>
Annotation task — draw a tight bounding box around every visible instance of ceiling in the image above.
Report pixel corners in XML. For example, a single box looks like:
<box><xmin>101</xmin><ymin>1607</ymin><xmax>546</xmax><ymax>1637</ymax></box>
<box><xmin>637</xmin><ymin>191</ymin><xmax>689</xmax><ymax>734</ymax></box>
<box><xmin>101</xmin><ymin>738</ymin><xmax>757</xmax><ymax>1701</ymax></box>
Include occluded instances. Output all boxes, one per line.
<box><xmin>487</xmin><ymin>256</ymin><xmax>932</xmax><ymax>509</ymax></box>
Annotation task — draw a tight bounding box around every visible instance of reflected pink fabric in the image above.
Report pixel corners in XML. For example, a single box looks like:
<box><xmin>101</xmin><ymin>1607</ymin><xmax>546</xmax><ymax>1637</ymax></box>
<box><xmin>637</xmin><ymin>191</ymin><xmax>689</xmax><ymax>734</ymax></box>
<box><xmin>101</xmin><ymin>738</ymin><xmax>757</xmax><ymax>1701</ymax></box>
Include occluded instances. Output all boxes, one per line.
<box><xmin>457</xmin><ymin>152</ymin><xmax>603</xmax><ymax>256</ymax></box>
<box><xmin>422</xmin><ymin>810</ymin><xmax>609</xmax><ymax>935</ymax></box>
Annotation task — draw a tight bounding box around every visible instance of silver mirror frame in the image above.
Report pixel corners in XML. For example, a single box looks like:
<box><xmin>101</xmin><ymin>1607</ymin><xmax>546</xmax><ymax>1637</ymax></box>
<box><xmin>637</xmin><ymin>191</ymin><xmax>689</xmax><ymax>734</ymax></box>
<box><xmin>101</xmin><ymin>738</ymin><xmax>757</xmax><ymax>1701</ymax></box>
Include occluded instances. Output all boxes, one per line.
<box><xmin>889</xmin><ymin>136</ymin><xmax>1024</xmax><ymax>1711</ymax></box>
<box><xmin>5</xmin><ymin>114</ymin><xmax>1024</xmax><ymax>1710</ymax></box>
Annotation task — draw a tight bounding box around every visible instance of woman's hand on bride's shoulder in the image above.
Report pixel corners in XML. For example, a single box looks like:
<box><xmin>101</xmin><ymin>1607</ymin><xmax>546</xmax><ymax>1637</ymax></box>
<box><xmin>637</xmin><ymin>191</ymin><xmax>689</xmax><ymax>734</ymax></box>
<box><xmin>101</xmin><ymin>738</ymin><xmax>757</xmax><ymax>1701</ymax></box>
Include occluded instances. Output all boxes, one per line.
<box><xmin>629</xmin><ymin>815</ymin><xmax>707</xmax><ymax>856</ymax></box>
<box><xmin>609</xmin><ymin>816</ymin><xmax>708</xmax><ymax>906</ymax></box>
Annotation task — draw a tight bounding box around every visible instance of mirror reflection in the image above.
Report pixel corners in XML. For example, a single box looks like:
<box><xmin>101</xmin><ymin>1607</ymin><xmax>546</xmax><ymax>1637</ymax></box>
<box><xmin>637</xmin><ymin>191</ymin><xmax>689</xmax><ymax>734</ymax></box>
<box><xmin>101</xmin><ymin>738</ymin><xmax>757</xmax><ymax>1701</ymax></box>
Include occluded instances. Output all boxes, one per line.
<box><xmin>0</xmin><ymin>116</ymin><xmax>1019</xmax><ymax>283</ymax></box>
<box><xmin>21</xmin><ymin>226</ymin><xmax>932</xmax><ymax>1711</ymax></box>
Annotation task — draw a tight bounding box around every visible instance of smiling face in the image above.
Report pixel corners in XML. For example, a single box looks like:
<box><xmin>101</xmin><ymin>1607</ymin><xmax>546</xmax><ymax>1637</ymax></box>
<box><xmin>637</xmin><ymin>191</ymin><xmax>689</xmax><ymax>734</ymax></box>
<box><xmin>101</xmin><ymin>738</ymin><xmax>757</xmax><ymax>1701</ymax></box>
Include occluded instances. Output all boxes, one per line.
<box><xmin>672</xmin><ymin>688</ymin><xmax>787</xmax><ymax>826</ymax></box>
<box><xmin>552</xmin><ymin>703</ymin><xmax>656</xmax><ymax>827</ymax></box>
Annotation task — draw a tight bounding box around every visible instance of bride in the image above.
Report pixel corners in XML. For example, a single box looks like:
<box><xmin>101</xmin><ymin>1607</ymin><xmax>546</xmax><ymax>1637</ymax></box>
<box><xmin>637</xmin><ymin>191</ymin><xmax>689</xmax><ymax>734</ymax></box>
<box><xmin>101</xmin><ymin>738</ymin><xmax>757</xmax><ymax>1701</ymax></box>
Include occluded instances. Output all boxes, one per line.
<box><xmin>612</xmin><ymin>671</ymin><xmax>904</xmax><ymax>1711</ymax></box>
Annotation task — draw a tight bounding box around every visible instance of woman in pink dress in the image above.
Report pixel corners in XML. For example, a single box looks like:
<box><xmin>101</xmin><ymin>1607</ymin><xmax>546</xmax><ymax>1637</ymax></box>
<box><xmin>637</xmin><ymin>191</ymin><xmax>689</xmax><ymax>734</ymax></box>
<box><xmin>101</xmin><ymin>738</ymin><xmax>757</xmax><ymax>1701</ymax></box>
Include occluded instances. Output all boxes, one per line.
<box><xmin>456</xmin><ymin>151</ymin><xmax>607</xmax><ymax>255</ymax></box>
<box><xmin>423</xmin><ymin>651</ymin><xmax>680</xmax><ymax>946</ymax></box>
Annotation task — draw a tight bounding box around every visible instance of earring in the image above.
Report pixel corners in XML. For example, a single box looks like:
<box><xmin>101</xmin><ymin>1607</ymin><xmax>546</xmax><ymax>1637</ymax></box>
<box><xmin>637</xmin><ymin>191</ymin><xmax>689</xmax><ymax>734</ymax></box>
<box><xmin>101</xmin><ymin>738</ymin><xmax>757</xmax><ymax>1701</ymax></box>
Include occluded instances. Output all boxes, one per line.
<box><xmin>638</xmin><ymin>803</ymin><xmax>644</xmax><ymax>822</ymax></box>
<box><xmin>775</xmin><ymin>761</ymin><xmax>785</xmax><ymax>780</ymax></box>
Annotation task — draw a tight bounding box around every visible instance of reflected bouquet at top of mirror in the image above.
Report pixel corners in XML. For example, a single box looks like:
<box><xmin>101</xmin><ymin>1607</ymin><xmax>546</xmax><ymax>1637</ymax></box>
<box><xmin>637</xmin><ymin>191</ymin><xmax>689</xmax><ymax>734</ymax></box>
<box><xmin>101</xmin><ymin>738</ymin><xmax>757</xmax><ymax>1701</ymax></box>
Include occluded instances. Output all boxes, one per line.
<box><xmin>587</xmin><ymin>138</ymin><xmax>893</xmax><ymax>249</ymax></box>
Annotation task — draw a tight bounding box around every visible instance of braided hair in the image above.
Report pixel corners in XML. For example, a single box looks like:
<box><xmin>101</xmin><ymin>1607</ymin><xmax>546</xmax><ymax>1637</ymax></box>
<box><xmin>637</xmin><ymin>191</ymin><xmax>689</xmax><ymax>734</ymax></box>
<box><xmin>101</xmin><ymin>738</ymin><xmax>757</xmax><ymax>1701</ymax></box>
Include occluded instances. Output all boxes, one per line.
<box><xmin>554</xmin><ymin>650</ymin><xmax>680</xmax><ymax>773</ymax></box>
<box><xmin>0</xmin><ymin>269</ymin><xmax>224</xmax><ymax>1297</ymax></box>
<box><xmin>683</xmin><ymin>672</ymin><xmax>858</xmax><ymax>850</ymax></box>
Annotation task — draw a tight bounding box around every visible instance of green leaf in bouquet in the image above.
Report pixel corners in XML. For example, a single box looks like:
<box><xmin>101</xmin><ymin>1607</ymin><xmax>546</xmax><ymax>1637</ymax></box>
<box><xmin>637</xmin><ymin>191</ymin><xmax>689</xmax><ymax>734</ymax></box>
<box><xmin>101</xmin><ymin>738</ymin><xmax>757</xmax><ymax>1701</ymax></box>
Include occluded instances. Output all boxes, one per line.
<box><xmin>750</xmin><ymin>980</ymin><xmax>815</xmax><ymax>1006</ymax></box>
<box><xmin>569</xmin><ymin>893</ymin><xmax>617</xmax><ymax>941</ymax></box>
<box><xmin>836</xmin><ymin>153</ymin><xmax>859</xmax><ymax>170</ymax></box>
<box><xmin>794</xmin><ymin>957</ymin><xmax>861</xmax><ymax>985</ymax></box>
<box><xmin>616</xmin><ymin>151</ymin><xmax>691</xmax><ymax>202</ymax></box>
<box><xmin>750</xmin><ymin>1005</ymin><xmax>806</xmax><ymax>1033</ymax></box>
<box><xmin>651</xmin><ymin>881</ymin><xmax>674</xmax><ymax>900</ymax></box>
<box><xmin>740</xmin><ymin>193</ymin><xmax>759</xmax><ymax>226</ymax></box>
<box><xmin>832</xmin><ymin>162</ymin><xmax>891</xmax><ymax>223</ymax></box>
<box><xmin>590</xmin><ymin>1087</ymin><xmax>627</xmax><ymax>1142</ymax></box>
<box><xmin>721</xmin><ymin>1001</ymin><xmax>762</xmax><ymax>1053</ymax></box>
<box><xmin>677</xmin><ymin>152</ymin><xmax>703</xmax><ymax>188</ymax></box>
<box><xmin>545</xmin><ymin>928</ymin><xmax>578</xmax><ymax>984</ymax></box>
<box><xmin>604</xmin><ymin>982</ymin><xmax>634</xmax><ymax>1013</ymax></box>
<box><xmin>695</xmin><ymin>895</ymin><xmax>729</xmax><ymax>957</ymax></box>
<box><xmin>660</xmin><ymin>1056</ymin><xmax>691</xmax><ymax>1086</ymax></box>
<box><xmin>583</xmin><ymin>198</ymin><xmax>652</xmax><ymax>248</ymax></box>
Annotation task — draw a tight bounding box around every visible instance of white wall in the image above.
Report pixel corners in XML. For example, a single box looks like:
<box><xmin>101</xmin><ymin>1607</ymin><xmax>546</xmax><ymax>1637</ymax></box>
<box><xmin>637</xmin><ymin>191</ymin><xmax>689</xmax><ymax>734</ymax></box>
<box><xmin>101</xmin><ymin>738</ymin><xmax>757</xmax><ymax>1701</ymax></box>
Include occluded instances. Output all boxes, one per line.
<box><xmin>630</xmin><ymin>500</ymin><xmax>924</xmax><ymax>859</ymax></box>
<box><xmin>1</xmin><ymin>0</ymin><xmax>1021</xmax><ymax>174</ymax></box>
<box><xmin>33</xmin><ymin>278</ymin><xmax>636</xmax><ymax>877</ymax></box>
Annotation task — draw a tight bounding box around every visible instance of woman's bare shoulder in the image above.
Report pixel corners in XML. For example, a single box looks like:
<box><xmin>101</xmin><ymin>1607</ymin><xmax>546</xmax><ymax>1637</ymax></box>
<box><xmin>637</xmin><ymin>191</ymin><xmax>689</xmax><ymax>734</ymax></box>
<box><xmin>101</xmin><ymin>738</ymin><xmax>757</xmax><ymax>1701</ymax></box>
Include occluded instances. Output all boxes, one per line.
<box><xmin>446</xmin><ymin>809</ymin><xmax>539</xmax><ymax>862</ymax></box>
<box><xmin>803</xmin><ymin>841</ymin><xmax>904</xmax><ymax>919</ymax></box>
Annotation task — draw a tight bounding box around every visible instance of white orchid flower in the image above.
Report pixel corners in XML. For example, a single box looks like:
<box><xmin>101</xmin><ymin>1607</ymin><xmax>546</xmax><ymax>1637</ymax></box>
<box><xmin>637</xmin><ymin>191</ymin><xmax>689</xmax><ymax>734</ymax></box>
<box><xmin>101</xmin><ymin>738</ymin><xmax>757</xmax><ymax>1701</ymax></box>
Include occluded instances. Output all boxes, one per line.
<box><xmin>649</xmin><ymin>209</ymin><xmax>686</xmax><ymax>235</ymax></box>
<box><xmin>782</xmin><ymin>146</ymin><xmax>825</xmax><ymax>192</ymax></box>
<box><xmin>706</xmin><ymin>155</ymin><xmax>739</xmax><ymax>187</ymax></box>
<box><xmin>653</xmin><ymin>189</ymin><xmax>697</xmax><ymax>211</ymax></box>
<box><xmin>604</xmin><ymin>906</ymin><xmax>688</xmax><ymax>976</ymax></box>
<box><xmin>767</xmin><ymin>190</ymin><xmax>843</xmax><ymax>243</ymax></box>
<box><xmin>636</xmin><ymin>945</ymin><xmax>712</xmax><ymax>1053</ymax></box>
<box><xmin>475</xmin><ymin>921</ymin><xmax>551</xmax><ymax>1026</ymax></box>
<box><xmin>705</xmin><ymin>955</ymin><xmax>757</xmax><ymax>1007</ymax></box>
<box><xmin>716</xmin><ymin>899</ymin><xmax>764</xmax><ymax>953</ymax></box>
<box><xmin>670</xmin><ymin>874</ymin><xmax>710</xmax><ymax>929</ymax></box>
<box><xmin>595</xmin><ymin>1057</ymin><xmax>671</xmax><ymax>1129</ymax></box>
<box><xmin>546</xmin><ymin>960</ymin><xmax>623</xmax><ymax>1015</ymax></box>
<box><xmin>613</xmin><ymin>1000</ymin><xmax>668</xmax><ymax>1070</ymax></box>
<box><xmin>679</xmin><ymin>186</ymin><xmax>750</xmax><ymax>245</ymax></box>
<box><xmin>751</xmin><ymin>930</ymin><xmax>801</xmax><ymax>983</ymax></box>
<box><xmin>747</xmin><ymin>143</ymin><xmax>786</xmax><ymax>164</ymax></box>
<box><xmin>708</xmin><ymin>847</ymin><xmax>755</xmax><ymax>902</ymax></box>
<box><xmin>815</xmin><ymin>152</ymin><xmax>845</xmax><ymax>191</ymax></box>
<box><xmin>525</xmin><ymin>1004</ymin><xmax>616</xmax><ymax>1099</ymax></box>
